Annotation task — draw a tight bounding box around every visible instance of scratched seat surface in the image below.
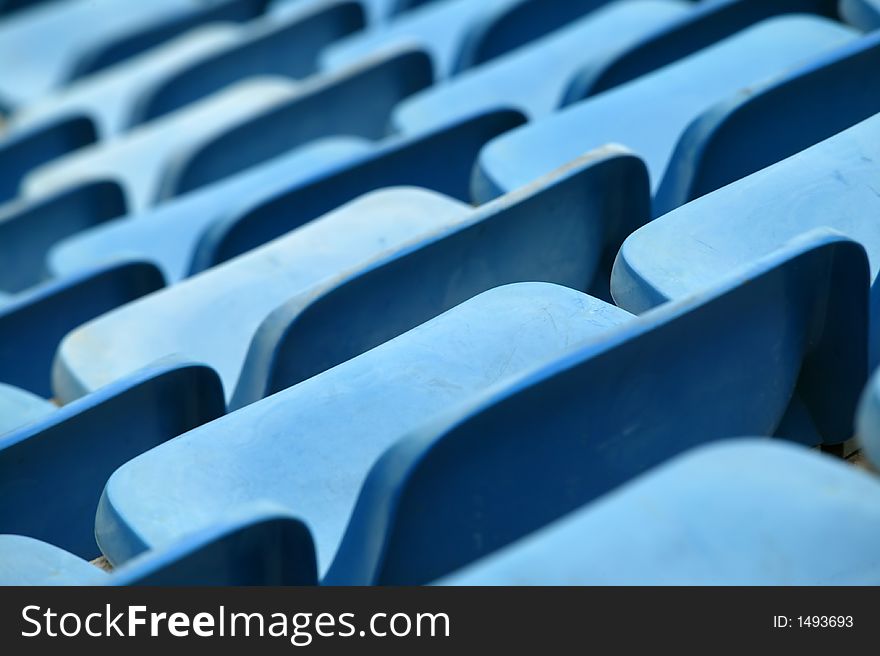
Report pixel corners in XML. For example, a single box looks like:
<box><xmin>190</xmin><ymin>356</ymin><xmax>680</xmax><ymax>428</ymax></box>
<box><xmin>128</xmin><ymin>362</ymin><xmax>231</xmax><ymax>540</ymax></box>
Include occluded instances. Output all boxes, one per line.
<box><xmin>97</xmin><ymin>283</ymin><xmax>632</xmax><ymax>571</ymax></box>
<box><xmin>2</xmin><ymin>0</ymin><xmax>880</xmax><ymax>587</ymax></box>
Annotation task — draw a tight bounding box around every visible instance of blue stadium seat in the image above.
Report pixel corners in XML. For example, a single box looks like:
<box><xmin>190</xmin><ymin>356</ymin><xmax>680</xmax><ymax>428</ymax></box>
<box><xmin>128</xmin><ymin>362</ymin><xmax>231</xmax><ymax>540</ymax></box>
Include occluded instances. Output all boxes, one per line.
<box><xmin>441</xmin><ymin>441</ymin><xmax>880</xmax><ymax>585</ymax></box>
<box><xmin>54</xmin><ymin>147</ymin><xmax>644</xmax><ymax>405</ymax></box>
<box><xmin>0</xmin><ymin>114</ymin><xmax>97</xmax><ymax>205</ymax></box>
<box><xmin>566</xmin><ymin>0</ymin><xmax>842</xmax><ymax>99</ymax></box>
<box><xmin>0</xmin><ymin>0</ymin><xmax>57</xmax><ymax>16</ymax></box>
<box><xmin>0</xmin><ymin>360</ymin><xmax>224</xmax><ymax>558</ymax></box>
<box><xmin>231</xmin><ymin>147</ymin><xmax>647</xmax><ymax>406</ymax></box>
<box><xmin>323</xmin><ymin>234</ymin><xmax>866</xmax><ymax>584</ymax></box>
<box><xmin>22</xmin><ymin>79</ymin><xmax>300</xmax><ymax>210</ymax></box>
<box><xmin>189</xmin><ymin>110</ymin><xmax>523</xmax><ymax>272</ymax></box>
<box><xmin>50</xmin><ymin>138</ymin><xmax>372</xmax><ymax>282</ymax></box>
<box><xmin>96</xmin><ymin>283</ymin><xmax>633</xmax><ymax>570</ymax></box>
<box><xmin>1</xmin><ymin>0</ymin><xmax>878</xmax><ymax>590</ymax></box>
<box><xmin>130</xmin><ymin>1</ymin><xmax>366</xmax><ymax>124</ymax></box>
<box><xmin>0</xmin><ymin>263</ymin><xmax>164</xmax><ymax>399</ymax></box>
<box><xmin>12</xmin><ymin>26</ymin><xmax>245</xmax><ymax>138</ymax></box>
<box><xmin>392</xmin><ymin>0</ymin><xmax>690</xmax><ymax>133</ymax></box>
<box><xmin>320</xmin><ymin>0</ymin><xmax>521</xmax><ymax>78</ymax></box>
<box><xmin>473</xmin><ymin>16</ymin><xmax>857</xmax><ymax>204</ymax></box>
<box><xmin>0</xmin><ymin>384</ymin><xmax>55</xmax><ymax>436</ymax></box>
<box><xmin>0</xmin><ymin>181</ymin><xmax>127</xmax><ymax>294</ymax></box>
<box><xmin>64</xmin><ymin>0</ymin><xmax>272</xmax><ymax>82</ymax></box>
<box><xmin>48</xmin><ymin>109</ymin><xmax>518</xmax><ymax>284</ymax></box>
<box><xmin>0</xmin><ymin>508</ymin><xmax>315</xmax><ymax>586</ymax></box>
<box><xmin>160</xmin><ymin>47</ymin><xmax>432</xmax><ymax>198</ymax></box>
<box><xmin>612</xmin><ymin>113</ymin><xmax>880</xmax><ymax>366</ymax></box>
<box><xmin>653</xmin><ymin>32</ymin><xmax>880</xmax><ymax>214</ymax></box>
<box><xmin>0</xmin><ymin>0</ymin><xmax>230</xmax><ymax>108</ymax></box>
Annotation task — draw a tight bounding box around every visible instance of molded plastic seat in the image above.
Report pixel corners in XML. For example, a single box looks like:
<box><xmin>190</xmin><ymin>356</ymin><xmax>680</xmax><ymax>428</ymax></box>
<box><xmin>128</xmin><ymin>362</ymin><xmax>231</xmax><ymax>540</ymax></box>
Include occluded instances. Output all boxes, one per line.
<box><xmin>0</xmin><ymin>262</ymin><xmax>164</xmax><ymax>399</ymax></box>
<box><xmin>0</xmin><ymin>535</ymin><xmax>106</xmax><ymax>586</ymax></box>
<box><xmin>269</xmin><ymin>0</ymin><xmax>411</xmax><ymax>24</ymax></box>
<box><xmin>22</xmin><ymin>79</ymin><xmax>300</xmax><ymax>211</ymax></box>
<box><xmin>0</xmin><ymin>114</ymin><xmax>97</xmax><ymax>205</ymax></box>
<box><xmin>441</xmin><ymin>441</ymin><xmax>880</xmax><ymax>585</ymax></box>
<box><xmin>0</xmin><ymin>181</ymin><xmax>127</xmax><ymax>294</ymax></box>
<box><xmin>653</xmin><ymin>31</ymin><xmax>880</xmax><ymax>214</ymax></box>
<box><xmin>323</xmin><ymin>234</ymin><xmax>867</xmax><ymax>584</ymax></box>
<box><xmin>392</xmin><ymin>0</ymin><xmax>690</xmax><ymax>134</ymax></box>
<box><xmin>0</xmin><ymin>0</ymin><xmax>222</xmax><ymax>108</ymax></box>
<box><xmin>160</xmin><ymin>47</ymin><xmax>432</xmax><ymax>198</ymax></box>
<box><xmin>0</xmin><ymin>0</ymin><xmax>58</xmax><ymax>17</ymax></box>
<box><xmin>473</xmin><ymin>16</ymin><xmax>857</xmax><ymax>204</ymax></box>
<box><xmin>97</xmin><ymin>283</ymin><xmax>633</xmax><ymax>570</ymax></box>
<box><xmin>131</xmin><ymin>1</ymin><xmax>366</xmax><ymax>125</ymax></box>
<box><xmin>0</xmin><ymin>508</ymin><xmax>316</xmax><ymax>586</ymax></box>
<box><xmin>566</xmin><ymin>0</ymin><xmax>841</xmax><ymax>99</ymax></box>
<box><xmin>0</xmin><ymin>361</ymin><xmax>224</xmax><ymax>558</ymax></box>
<box><xmin>452</xmin><ymin>0</ymin><xmax>663</xmax><ymax>74</ymax></box>
<box><xmin>65</xmin><ymin>0</ymin><xmax>272</xmax><ymax>82</ymax></box>
<box><xmin>841</xmin><ymin>0</ymin><xmax>880</xmax><ymax>29</ymax></box>
<box><xmin>612</xmin><ymin>113</ymin><xmax>880</xmax><ymax>366</ymax></box>
<box><xmin>52</xmin><ymin>189</ymin><xmax>476</xmax><ymax>402</ymax></box>
<box><xmin>12</xmin><ymin>26</ymin><xmax>245</xmax><ymax>138</ymax></box>
<box><xmin>187</xmin><ymin>109</ymin><xmax>524</xmax><ymax>272</ymax></box>
<box><xmin>49</xmin><ymin>110</ymin><xmax>518</xmax><ymax>284</ymax></box>
<box><xmin>230</xmin><ymin>146</ymin><xmax>648</xmax><ymax>407</ymax></box>
<box><xmin>320</xmin><ymin>0</ymin><xmax>519</xmax><ymax>79</ymax></box>
<box><xmin>50</xmin><ymin>138</ymin><xmax>372</xmax><ymax>283</ymax></box>
<box><xmin>55</xmin><ymin>147</ymin><xmax>641</xmax><ymax>405</ymax></box>
<box><xmin>0</xmin><ymin>384</ymin><xmax>55</xmax><ymax>436</ymax></box>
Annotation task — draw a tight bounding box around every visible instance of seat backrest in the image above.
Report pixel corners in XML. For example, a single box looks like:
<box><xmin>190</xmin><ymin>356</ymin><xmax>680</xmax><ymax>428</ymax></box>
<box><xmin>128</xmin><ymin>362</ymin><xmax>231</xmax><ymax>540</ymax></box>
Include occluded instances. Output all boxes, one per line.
<box><xmin>131</xmin><ymin>1</ymin><xmax>366</xmax><ymax>124</ymax></box>
<box><xmin>326</xmin><ymin>234</ymin><xmax>867</xmax><ymax>584</ymax></box>
<box><xmin>160</xmin><ymin>47</ymin><xmax>433</xmax><ymax>199</ymax></box>
<box><xmin>0</xmin><ymin>262</ymin><xmax>164</xmax><ymax>398</ymax></box>
<box><xmin>0</xmin><ymin>181</ymin><xmax>126</xmax><ymax>294</ymax></box>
